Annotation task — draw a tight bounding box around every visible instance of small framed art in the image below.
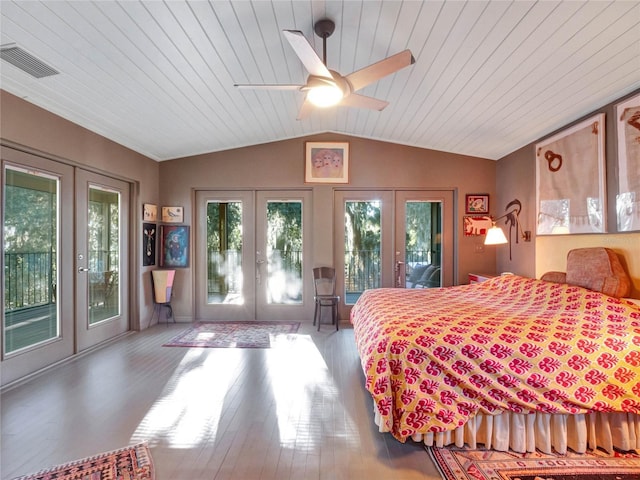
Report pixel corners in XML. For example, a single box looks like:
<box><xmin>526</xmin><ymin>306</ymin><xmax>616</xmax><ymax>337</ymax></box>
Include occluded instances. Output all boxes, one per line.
<box><xmin>143</xmin><ymin>203</ymin><xmax>157</xmax><ymax>222</ymax></box>
<box><xmin>463</xmin><ymin>216</ymin><xmax>493</xmax><ymax>236</ymax></box>
<box><xmin>142</xmin><ymin>223</ymin><xmax>156</xmax><ymax>266</ymax></box>
<box><xmin>159</xmin><ymin>225</ymin><xmax>189</xmax><ymax>268</ymax></box>
<box><xmin>305</xmin><ymin>142</ymin><xmax>349</xmax><ymax>184</ymax></box>
<box><xmin>161</xmin><ymin>206</ymin><xmax>184</xmax><ymax>223</ymax></box>
<box><xmin>465</xmin><ymin>194</ymin><xmax>489</xmax><ymax>214</ymax></box>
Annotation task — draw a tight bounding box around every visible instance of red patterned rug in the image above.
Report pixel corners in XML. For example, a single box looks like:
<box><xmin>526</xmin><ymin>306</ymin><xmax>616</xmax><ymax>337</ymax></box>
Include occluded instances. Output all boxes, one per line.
<box><xmin>427</xmin><ymin>446</ymin><xmax>640</xmax><ymax>480</ymax></box>
<box><xmin>14</xmin><ymin>442</ymin><xmax>154</xmax><ymax>479</ymax></box>
<box><xmin>163</xmin><ymin>321</ymin><xmax>301</xmax><ymax>348</ymax></box>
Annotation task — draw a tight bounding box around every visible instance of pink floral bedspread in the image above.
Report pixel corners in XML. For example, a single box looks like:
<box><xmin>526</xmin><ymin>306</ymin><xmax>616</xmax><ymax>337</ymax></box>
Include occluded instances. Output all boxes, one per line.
<box><xmin>350</xmin><ymin>275</ymin><xmax>640</xmax><ymax>442</ymax></box>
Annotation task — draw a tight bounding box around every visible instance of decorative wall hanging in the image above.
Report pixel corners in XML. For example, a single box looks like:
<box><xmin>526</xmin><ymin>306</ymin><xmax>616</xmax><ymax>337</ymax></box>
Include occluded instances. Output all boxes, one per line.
<box><xmin>160</xmin><ymin>225</ymin><xmax>189</xmax><ymax>268</ymax></box>
<box><xmin>143</xmin><ymin>203</ymin><xmax>157</xmax><ymax>222</ymax></box>
<box><xmin>305</xmin><ymin>142</ymin><xmax>349</xmax><ymax>184</ymax></box>
<box><xmin>463</xmin><ymin>216</ymin><xmax>492</xmax><ymax>236</ymax></box>
<box><xmin>143</xmin><ymin>223</ymin><xmax>156</xmax><ymax>266</ymax></box>
<box><xmin>615</xmin><ymin>92</ymin><xmax>640</xmax><ymax>232</ymax></box>
<box><xmin>465</xmin><ymin>194</ymin><xmax>489</xmax><ymax>214</ymax></box>
<box><xmin>535</xmin><ymin>113</ymin><xmax>606</xmax><ymax>235</ymax></box>
<box><xmin>161</xmin><ymin>206</ymin><xmax>184</xmax><ymax>223</ymax></box>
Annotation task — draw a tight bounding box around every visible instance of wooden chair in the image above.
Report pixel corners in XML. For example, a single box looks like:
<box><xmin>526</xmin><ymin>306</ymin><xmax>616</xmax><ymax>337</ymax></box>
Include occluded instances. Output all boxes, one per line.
<box><xmin>313</xmin><ymin>267</ymin><xmax>340</xmax><ymax>331</ymax></box>
<box><xmin>150</xmin><ymin>269</ymin><xmax>175</xmax><ymax>326</ymax></box>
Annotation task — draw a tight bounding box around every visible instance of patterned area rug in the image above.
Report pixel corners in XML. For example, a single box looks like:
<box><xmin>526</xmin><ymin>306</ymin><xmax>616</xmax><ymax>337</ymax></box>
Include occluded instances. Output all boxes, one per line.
<box><xmin>427</xmin><ymin>446</ymin><xmax>640</xmax><ymax>480</ymax></box>
<box><xmin>14</xmin><ymin>442</ymin><xmax>154</xmax><ymax>480</ymax></box>
<box><xmin>163</xmin><ymin>321</ymin><xmax>301</xmax><ymax>348</ymax></box>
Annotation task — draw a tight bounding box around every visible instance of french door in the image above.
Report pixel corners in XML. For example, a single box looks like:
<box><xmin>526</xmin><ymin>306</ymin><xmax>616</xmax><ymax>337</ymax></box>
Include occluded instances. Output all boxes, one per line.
<box><xmin>2</xmin><ymin>146</ymin><xmax>130</xmax><ymax>386</ymax></box>
<box><xmin>334</xmin><ymin>190</ymin><xmax>455</xmax><ymax>320</ymax></box>
<box><xmin>195</xmin><ymin>190</ymin><xmax>311</xmax><ymax>321</ymax></box>
<box><xmin>394</xmin><ymin>190</ymin><xmax>454</xmax><ymax>289</ymax></box>
<box><xmin>75</xmin><ymin>170</ymin><xmax>129</xmax><ymax>351</ymax></box>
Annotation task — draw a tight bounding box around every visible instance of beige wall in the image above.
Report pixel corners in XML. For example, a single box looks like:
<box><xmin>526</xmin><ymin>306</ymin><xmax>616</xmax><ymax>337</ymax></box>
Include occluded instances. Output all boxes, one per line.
<box><xmin>535</xmin><ymin>234</ymin><xmax>640</xmax><ymax>298</ymax></box>
<box><xmin>160</xmin><ymin>133</ymin><xmax>497</xmax><ymax>321</ymax></box>
<box><xmin>1</xmin><ymin>90</ymin><xmax>160</xmax><ymax>329</ymax></box>
<box><xmin>4</xmin><ymin>84</ymin><xmax>638</xmax><ymax>330</ymax></box>
<box><xmin>494</xmin><ymin>144</ymin><xmax>536</xmax><ymax>276</ymax></box>
<box><xmin>496</xmin><ymin>89</ymin><xmax>640</xmax><ymax>299</ymax></box>
<box><xmin>1</xmin><ymin>90</ymin><xmax>498</xmax><ymax>327</ymax></box>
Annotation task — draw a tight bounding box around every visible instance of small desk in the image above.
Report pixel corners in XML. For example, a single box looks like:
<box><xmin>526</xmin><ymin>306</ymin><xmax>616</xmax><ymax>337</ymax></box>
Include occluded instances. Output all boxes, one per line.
<box><xmin>468</xmin><ymin>273</ymin><xmax>496</xmax><ymax>284</ymax></box>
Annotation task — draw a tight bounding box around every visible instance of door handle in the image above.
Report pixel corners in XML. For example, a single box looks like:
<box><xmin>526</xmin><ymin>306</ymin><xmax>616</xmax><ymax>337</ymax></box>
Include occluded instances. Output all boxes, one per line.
<box><xmin>78</xmin><ymin>267</ymin><xmax>90</xmax><ymax>272</ymax></box>
<box><xmin>395</xmin><ymin>261</ymin><xmax>405</xmax><ymax>288</ymax></box>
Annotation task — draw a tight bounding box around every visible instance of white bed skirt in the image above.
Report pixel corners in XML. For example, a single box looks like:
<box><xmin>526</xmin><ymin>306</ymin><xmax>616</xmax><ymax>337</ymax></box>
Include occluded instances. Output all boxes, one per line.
<box><xmin>373</xmin><ymin>405</ymin><xmax>640</xmax><ymax>454</ymax></box>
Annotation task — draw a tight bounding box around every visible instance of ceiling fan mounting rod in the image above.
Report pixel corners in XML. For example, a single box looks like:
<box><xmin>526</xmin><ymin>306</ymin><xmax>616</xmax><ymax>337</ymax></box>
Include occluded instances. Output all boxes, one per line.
<box><xmin>314</xmin><ymin>19</ymin><xmax>335</xmax><ymax>66</ymax></box>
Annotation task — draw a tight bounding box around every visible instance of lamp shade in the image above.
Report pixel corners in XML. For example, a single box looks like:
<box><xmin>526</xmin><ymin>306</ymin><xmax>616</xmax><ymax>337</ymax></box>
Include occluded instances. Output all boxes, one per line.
<box><xmin>484</xmin><ymin>225</ymin><xmax>508</xmax><ymax>245</ymax></box>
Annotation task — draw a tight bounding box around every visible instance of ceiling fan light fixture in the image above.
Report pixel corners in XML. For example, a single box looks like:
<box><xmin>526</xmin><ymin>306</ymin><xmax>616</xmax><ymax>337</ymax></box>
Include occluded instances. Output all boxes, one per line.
<box><xmin>307</xmin><ymin>84</ymin><xmax>343</xmax><ymax>107</ymax></box>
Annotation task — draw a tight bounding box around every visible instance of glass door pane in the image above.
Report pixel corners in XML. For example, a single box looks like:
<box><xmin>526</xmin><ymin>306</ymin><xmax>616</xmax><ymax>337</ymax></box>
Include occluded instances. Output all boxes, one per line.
<box><xmin>3</xmin><ymin>167</ymin><xmax>59</xmax><ymax>353</ymax></box>
<box><xmin>402</xmin><ymin>201</ymin><xmax>442</xmax><ymax>289</ymax></box>
<box><xmin>88</xmin><ymin>187</ymin><xmax>120</xmax><ymax>324</ymax></box>
<box><xmin>255</xmin><ymin>191</ymin><xmax>311</xmax><ymax>321</ymax></box>
<box><xmin>344</xmin><ymin>200</ymin><xmax>383</xmax><ymax>305</ymax></box>
<box><xmin>395</xmin><ymin>190</ymin><xmax>455</xmax><ymax>289</ymax></box>
<box><xmin>206</xmin><ymin>200</ymin><xmax>243</xmax><ymax>305</ymax></box>
<box><xmin>265</xmin><ymin>201</ymin><xmax>303</xmax><ymax>304</ymax></box>
<box><xmin>335</xmin><ymin>190</ymin><xmax>393</xmax><ymax>311</ymax></box>
<box><xmin>195</xmin><ymin>191</ymin><xmax>255</xmax><ymax>321</ymax></box>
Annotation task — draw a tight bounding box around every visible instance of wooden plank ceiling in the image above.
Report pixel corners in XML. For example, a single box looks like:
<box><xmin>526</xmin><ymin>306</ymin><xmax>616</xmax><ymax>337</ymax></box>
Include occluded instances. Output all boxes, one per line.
<box><xmin>1</xmin><ymin>0</ymin><xmax>639</xmax><ymax>161</ymax></box>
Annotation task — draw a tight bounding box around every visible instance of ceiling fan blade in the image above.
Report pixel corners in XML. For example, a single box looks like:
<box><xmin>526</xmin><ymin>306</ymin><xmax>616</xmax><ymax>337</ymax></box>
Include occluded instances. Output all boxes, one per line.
<box><xmin>283</xmin><ymin>30</ymin><xmax>332</xmax><ymax>79</ymax></box>
<box><xmin>345</xmin><ymin>49</ymin><xmax>415</xmax><ymax>92</ymax></box>
<box><xmin>234</xmin><ymin>83</ymin><xmax>302</xmax><ymax>90</ymax></box>
<box><xmin>341</xmin><ymin>93</ymin><xmax>389</xmax><ymax>111</ymax></box>
<box><xmin>296</xmin><ymin>98</ymin><xmax>314</xmax><ymax>120</ymax></box>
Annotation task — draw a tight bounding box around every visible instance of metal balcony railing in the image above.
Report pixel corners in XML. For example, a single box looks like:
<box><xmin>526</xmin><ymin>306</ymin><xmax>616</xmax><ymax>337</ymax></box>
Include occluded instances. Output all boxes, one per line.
<box><xmin>4</xmin><ymin>250</ymin><xmax>116</xmax><ymax>312</ymax></box>
<box><xmin>4</xmin><ymin>252</ymin><xmax>55</xmax><ymax>311</ymax></box>
<box><xmin>5</xmin><ymin>248</ymin><xmax>431</xmax><ymax>311</ymax></box>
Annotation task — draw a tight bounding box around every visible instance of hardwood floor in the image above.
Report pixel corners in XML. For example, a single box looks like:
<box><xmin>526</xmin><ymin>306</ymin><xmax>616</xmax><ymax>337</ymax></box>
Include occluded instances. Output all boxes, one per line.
<box><xmin>1</xmin><ymin>323</ymin><xmax>443</xmax><ymax>480</ymax></box>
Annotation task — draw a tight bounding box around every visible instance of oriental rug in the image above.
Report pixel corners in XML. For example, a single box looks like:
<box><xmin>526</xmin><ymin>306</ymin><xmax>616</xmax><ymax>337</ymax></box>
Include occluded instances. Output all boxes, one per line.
<box><xmin>13</xmin><ymin>442</ymin><xmax>154</xmax><ymax>480</ymax></box>
<box><xmin>427</xmin><ymin>446</ymin><xmax>640</xmax><ymax>480</ymax></box>
<box><xmin>163</xmin><ymin>321</ymin><xmax>300</xmax><ymax>348</ymax></box>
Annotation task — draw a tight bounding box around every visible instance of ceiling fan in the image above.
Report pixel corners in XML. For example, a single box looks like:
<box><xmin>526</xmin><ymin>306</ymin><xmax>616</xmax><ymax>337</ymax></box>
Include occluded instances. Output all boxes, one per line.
<box><xmin>234</xmin><ymin>19</ymin><xmax>415</xmax><ymax>120</ymax></box>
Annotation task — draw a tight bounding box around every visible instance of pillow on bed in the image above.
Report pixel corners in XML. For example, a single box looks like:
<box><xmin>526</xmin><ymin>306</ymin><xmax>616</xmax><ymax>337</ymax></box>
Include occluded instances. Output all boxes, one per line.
<box><xmin>565</xmin><ymin>248</ymin><xmax>631</xmax><ymax>298</ymax></box>
<box><xmin>543</xmin><ymin>247</ymin><xmax>631</xmax><ymax>298</ymax></box>
<box><xmin>540</xmin><ymin>271</ymin><xmax>567</xmax><ymax>284</ymax></box>
<box><xmin>408</xmin><ymin>264</ymin><xmax>429</xmax><ymax>284</ymax></box>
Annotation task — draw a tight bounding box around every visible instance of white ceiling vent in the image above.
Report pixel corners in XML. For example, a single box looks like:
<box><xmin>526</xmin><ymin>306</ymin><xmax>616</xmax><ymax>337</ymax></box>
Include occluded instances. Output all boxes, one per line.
<box><xmin>0</xmin><ymin>44</ymin><xmax>59</xmax><ymax>78</ymax></box>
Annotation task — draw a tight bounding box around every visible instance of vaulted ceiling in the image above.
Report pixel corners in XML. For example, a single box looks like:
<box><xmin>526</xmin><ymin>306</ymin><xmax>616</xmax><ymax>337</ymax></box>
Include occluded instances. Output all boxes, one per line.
<box><xmin>1</xmin><ymin>1</ymin><xmax>639</xmax><ymax>161</ymax></box>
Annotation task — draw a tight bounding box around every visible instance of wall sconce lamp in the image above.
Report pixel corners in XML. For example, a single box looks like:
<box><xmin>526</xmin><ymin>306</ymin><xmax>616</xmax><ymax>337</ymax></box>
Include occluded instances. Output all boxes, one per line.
<box><xmin>484</xmin><ymin>200</ymin><xmax>532</xmax><ymax>246</ymax></box>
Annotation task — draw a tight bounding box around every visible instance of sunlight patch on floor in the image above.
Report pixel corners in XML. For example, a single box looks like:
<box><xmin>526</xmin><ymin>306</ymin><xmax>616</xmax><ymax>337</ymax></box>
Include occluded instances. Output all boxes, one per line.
<box><xmin>265</xmin><ymin>334</ymin><xmax>359</xmax><ymax>451</ymax></box>
<box><xmin>130</xmin><ymin>348</ymin><xmax>239</xmax><ymax>448</ymax></box>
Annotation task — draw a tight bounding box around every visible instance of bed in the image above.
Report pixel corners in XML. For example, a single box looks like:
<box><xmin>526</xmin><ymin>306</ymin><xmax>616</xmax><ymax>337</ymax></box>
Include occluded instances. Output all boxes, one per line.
<box><xmin>350</xmin><ymin>267</ymin><xmax>640</xmax><ymax>454</ymax></box>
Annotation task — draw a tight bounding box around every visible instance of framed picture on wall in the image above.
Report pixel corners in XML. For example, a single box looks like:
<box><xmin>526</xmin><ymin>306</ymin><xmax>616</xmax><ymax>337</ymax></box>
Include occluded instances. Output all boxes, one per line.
<box><xmin>161</xmin><ymin>206</ymin><xmax>184</xmax><ymax>223</ymax></box>
<box><xmin>305</xmin><ymin>142</ymin><xmax>349</xmax><ymax>184</ymax></box>
<box><xmin>463</xmin><ymin>216</ymin><xmax>492</xmax><ymax>236</ymax></box>
<box><xmin>615</xmin><ymin>92</ymin><xmax>640</xmax><ymax>232</ymax></box>
<box><xmin>143</xmin><ymin>203</ymin><xmax>157</xmax><ymax>222</ymax></box>
<box><xmin>465</xmin><ymin>194</ymin><xmax>489</xmax><ymax>214</ymax></box>
<box><xmin>159</xmin><ymin>225</ymin><xmax>189</xmax><ymax>268</ymax></box>
<box><xmin>142</xmin><ymin>223</ymin><xmax>156</xmax><ymax>266</ymax></box>
<box><xmin>535</xmin><ymin>113</ymin><xmax>606</xmax><ymax>235</ymax></box>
